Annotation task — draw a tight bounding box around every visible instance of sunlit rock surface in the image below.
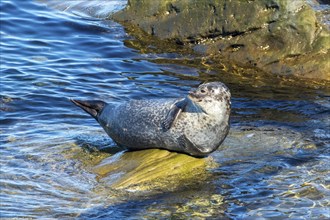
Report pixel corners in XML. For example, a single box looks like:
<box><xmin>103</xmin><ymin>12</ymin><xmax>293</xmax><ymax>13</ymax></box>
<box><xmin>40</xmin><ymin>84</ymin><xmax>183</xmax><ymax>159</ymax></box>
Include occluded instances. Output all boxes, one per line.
<box><xmin>112</xmin><ymin>0</ymin><xmax>330</xmax><ymax>80</ymax></box>
<box><xmin>86</xmin><ymin>126</ymin><xmax>316</xmax><ymax>192</ymax></box>
<box><xmin>93</xmin><ymin>149</ymin><xmax>211</xmax><ymax>191</ymax></box>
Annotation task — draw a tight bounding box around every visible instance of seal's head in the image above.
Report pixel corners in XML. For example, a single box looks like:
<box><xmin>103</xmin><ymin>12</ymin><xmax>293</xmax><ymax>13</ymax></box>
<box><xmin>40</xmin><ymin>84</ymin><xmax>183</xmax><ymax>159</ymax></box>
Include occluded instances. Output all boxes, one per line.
<box><xmin>188</xmin><ymin>82</ymin><xmax>231</xmax><ymax>115</ymax></box>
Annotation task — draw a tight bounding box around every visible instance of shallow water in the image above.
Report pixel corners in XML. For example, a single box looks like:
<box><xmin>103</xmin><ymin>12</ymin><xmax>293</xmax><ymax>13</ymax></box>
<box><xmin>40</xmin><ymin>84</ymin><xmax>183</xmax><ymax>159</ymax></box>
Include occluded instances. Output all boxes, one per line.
<box><xmin>1</xmin><ymin>0</ymin><xmax>330</xmax><ymax>219</ymax></box>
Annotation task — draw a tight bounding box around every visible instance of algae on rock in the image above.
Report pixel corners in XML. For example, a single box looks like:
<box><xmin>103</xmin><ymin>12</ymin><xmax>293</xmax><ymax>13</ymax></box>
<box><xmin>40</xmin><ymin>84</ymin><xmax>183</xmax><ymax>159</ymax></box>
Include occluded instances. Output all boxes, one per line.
<box><xmin>112</xmin><ymin>0</ymin><xmax>330</xmax><ymax>80</ymax></box>
<box><xmin>93</xmin><ymin>149</ymin><xmax>212</xmax><ymax>191</ymax></box>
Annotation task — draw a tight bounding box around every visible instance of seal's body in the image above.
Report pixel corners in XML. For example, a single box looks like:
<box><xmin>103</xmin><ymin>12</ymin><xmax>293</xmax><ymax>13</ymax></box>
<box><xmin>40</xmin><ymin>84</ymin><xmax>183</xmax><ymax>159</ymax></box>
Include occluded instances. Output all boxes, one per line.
<box><xmin>71</xmin><ymin>82</ymin><xmax>231</xmax><ymax>157</ymax></box>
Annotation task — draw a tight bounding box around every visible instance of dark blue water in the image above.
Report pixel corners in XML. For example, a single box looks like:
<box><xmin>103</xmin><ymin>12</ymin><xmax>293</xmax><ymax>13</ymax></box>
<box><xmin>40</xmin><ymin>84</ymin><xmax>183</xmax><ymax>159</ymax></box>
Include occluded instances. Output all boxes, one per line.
<box><xmin>1</xmin><ymin>0</ymin><xmax>329</xmax><ymax>219</ymax></box>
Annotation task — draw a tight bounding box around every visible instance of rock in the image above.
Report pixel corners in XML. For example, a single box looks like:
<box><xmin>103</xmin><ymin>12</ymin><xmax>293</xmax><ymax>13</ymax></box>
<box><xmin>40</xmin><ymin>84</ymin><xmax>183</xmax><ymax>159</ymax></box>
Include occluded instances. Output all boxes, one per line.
<box><xmin>93</xmin><ymin>149</ymin><xmax>212</xmax><ymax>191</ymax></box>
<box><xmin>90</xmin><ymin>126</ymin><xmax>314</xmax><ymax>192</ymax></box>
<box><xmin>218</xmin><ymin>126</ymin><xmax>317</xmax><ymax>160</ymax></box>
<box><xmin>112</xmin><ymin>0</ymin><xmax>330</xmax><ymax>80</ymax></box>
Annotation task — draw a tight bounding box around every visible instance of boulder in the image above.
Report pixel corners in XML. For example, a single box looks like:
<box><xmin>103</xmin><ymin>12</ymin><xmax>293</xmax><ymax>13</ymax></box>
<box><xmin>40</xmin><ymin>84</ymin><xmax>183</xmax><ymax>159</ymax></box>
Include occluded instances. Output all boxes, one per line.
<box><xmin>88</xmin><ymin>126</ymin><xmax>315</xmax><ymax>192</ymax></box>
<box><xmin>112</xmin><ymin>0</ymin><xmax>330</xmax><ymax>80</ymax></box>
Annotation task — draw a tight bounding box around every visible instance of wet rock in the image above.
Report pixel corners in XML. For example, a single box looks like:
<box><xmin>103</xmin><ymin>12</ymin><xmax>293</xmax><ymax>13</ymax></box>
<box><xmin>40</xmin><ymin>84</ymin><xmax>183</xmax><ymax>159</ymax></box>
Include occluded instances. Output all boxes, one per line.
<box><xmin>93</xmin><ymin>149</ymin><xmax>211</xmax><ymax>191</ymax></box>
<box><xmin>112</xmin><ymin>0</ymin><xmax>330</xmax><ymax>80</ymax></box>
<box><xmin>218</xmin><ymin>126</ymin><xmax>317</xmax><ymax>159</ymax></box>
<box><xmin>90</xmin><ymin>126</ymin><xmax>315</xmax><ymax>192</ymax></box>
<box><xmin>173</xmin><ymin>194</ymin><xmax>225</xmax><ymax>218</ymax></box>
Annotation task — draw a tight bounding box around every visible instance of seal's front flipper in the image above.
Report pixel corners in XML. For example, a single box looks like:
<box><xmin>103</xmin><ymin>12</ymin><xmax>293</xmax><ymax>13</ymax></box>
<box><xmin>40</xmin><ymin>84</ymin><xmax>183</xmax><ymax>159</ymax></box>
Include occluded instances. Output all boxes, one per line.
<box><xmin>71</xmin><ymin>99</ymin><xmax>106</xmax><ymax>119</ymax></box>
<box><xmin>162</xmin><ymin>99</ymin><xmax>187</xmax><ymax>131</ymax></box>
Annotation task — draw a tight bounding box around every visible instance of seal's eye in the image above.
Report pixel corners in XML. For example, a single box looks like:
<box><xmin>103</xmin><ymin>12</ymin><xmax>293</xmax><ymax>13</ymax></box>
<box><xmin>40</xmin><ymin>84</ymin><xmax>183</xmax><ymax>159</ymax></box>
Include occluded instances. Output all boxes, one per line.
<box><xmin>200</xmin><ymin>89</ymin><xmax>206</xmax><ymax>93</ymax></box>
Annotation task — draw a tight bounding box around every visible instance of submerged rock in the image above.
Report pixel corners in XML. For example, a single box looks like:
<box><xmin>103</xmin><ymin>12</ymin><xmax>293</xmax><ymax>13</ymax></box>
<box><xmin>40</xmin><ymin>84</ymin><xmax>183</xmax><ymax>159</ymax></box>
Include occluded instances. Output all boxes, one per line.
<box><xmin>219</xmin><ymin>126</ymin><xmax>317</xmax><ymax>159</ymax></box>
<box><xmin>112</xmin><ymin>0</ymin><xmax>330</xmax><ymax>80</ymax></box>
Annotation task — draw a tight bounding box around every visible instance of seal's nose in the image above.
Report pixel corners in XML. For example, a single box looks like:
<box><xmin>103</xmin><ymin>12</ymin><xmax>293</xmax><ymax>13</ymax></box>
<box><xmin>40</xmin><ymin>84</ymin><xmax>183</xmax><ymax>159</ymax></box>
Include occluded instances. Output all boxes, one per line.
<box><xmin>188</xmin><ymin>90</ymin><xmax>204</xmax><ymax>102</ymax></box>
<box><xmin>188</xmin><ymin>91</ymin><xmax>195</xmax><ymax>96</ymax></box>
<box><xmin>188</xmin><ymin>90</ymin><xmax>198</xmax><ymax>98</ymax></box>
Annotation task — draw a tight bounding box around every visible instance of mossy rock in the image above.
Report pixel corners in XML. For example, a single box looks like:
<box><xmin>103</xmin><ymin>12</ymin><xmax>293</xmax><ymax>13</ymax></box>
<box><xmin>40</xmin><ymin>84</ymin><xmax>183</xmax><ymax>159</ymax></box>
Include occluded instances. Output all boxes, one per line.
<box><xmin>112</xmin><ymin>0</ymin><xmax>330</xmax><ymax>80</ymax></box>
<box><xmin>93</xmin><ymin>149</ymin><xmax>212</xmax><ymax>191</ymax></box>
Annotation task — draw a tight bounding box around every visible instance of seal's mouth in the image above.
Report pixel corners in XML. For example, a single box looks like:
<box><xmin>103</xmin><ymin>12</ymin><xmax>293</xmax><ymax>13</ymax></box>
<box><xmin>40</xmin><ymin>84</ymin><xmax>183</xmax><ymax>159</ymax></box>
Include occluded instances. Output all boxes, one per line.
<box><xmin>188</xmin><ymin>91</ymin><xmax>205</xmax><ymax>102</ymax></box>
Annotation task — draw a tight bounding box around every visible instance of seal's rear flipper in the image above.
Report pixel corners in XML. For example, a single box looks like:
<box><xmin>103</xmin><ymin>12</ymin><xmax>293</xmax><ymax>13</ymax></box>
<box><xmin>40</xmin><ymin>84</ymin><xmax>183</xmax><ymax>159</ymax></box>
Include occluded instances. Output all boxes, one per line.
<box><xmin>71</xmin><ymin>99</ymin><xmax>106</xmax><ymax>119</ymax></box>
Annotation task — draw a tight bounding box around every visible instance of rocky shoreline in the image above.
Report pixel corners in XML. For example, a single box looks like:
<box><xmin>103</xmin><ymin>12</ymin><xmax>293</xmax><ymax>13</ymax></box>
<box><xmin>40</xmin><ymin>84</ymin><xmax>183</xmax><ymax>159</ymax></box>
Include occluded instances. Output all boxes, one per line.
<box><xmin>112</xmin><ymin>0</ymin><xmax>330</xmax><ymax>80</ymax></box>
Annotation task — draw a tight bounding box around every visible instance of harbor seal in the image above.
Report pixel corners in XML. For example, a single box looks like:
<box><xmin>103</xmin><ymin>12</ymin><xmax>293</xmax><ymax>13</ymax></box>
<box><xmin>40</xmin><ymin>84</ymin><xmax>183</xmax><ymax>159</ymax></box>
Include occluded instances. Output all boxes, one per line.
<box><xmin>71</xmin><ymin>82</ymin><xmax>231</xmax><ymax>157</ymax></box>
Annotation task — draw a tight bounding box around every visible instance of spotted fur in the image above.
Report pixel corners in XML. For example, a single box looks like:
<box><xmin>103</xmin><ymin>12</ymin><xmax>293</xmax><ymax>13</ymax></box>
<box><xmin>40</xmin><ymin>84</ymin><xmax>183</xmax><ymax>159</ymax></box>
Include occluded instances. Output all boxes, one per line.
<box><xmin>72</xmin><ymin>82</ymin><xmax>231</xmax><ymax>157</ymax></box>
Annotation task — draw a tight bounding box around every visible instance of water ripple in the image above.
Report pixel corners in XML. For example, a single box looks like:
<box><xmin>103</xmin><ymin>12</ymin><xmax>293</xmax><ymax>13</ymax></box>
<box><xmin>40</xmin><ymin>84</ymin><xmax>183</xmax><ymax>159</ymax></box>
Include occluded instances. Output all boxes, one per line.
<box><xmin>1</xmin><ymin>0</ymin><xmax>329</xmax><ymax>219</ymax></box>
